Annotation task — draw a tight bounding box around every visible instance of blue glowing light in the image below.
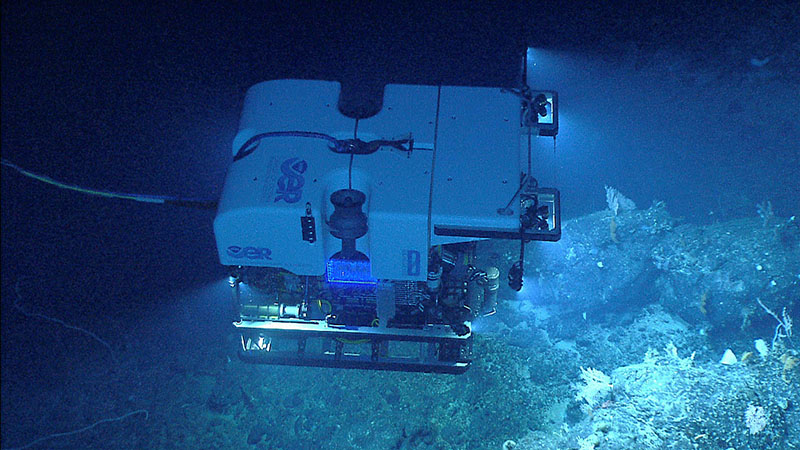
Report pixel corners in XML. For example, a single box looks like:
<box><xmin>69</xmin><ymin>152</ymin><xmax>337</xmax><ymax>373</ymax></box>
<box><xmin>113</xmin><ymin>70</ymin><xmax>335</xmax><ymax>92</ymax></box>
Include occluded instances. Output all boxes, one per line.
<box><xmin>326</xmin><ymin>259</ymin><xmax>376</xmax><ymax>285</ymax></box>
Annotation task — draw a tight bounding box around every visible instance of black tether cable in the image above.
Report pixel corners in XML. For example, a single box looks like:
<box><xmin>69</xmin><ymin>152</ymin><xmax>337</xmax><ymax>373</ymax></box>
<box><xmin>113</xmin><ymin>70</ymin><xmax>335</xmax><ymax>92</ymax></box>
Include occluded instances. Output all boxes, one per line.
<box><xmin>233</xmin><ymin>130</ymin><xmax>413</xmax><ymax>162</ymax></box>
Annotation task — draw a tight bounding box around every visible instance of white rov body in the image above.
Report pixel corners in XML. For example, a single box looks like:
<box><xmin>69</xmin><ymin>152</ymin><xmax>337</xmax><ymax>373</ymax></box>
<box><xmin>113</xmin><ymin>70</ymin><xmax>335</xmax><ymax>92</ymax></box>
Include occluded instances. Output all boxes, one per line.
<box><xmin>214</xmin><ymin>79</ymin><xmax>545</xmax><ymax>280</ymax></box>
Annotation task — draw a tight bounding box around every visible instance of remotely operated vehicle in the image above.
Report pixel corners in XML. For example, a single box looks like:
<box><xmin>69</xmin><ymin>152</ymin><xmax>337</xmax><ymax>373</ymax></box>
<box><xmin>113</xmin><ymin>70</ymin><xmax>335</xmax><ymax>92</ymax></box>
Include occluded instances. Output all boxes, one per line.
<box><xmin>214</xmin><ymin>53</ymin><xmax>560</xmax><ymax>374</ymax></box>
<box><xmin>0</xmin><ymin>50</ymin><xmax>561</xmax><ymax>374</ymax></box>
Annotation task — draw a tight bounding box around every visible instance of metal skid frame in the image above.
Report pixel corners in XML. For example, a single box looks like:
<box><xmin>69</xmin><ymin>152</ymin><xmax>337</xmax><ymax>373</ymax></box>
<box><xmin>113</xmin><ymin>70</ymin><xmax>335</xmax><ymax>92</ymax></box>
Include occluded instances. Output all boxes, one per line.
<box><xmin>234</xmin><ymin>319</ymin><xmax>472</xmax><ymax>374</ymax></box>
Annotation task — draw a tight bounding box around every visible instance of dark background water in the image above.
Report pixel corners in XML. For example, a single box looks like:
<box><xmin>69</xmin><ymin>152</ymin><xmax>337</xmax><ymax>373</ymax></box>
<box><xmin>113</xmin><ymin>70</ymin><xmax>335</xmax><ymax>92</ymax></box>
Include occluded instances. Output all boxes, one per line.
<box><xmin>1</xmin><ymin>1</ymin><xmax>798</xmax><ymax>336</ymax></box>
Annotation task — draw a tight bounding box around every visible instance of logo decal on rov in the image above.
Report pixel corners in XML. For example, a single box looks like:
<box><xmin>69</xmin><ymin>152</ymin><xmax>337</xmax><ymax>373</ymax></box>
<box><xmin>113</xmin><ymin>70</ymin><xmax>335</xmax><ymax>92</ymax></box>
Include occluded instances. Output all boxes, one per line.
<box><xmin>227</xmin><ymin>246</ymin><xmax>272</xmax><ymax>260</ymax></box>
<box><xmin>405</xmin><ymin>250</ymin><xmax>421</xmax><ymax>276</ymax></box>
<box><xmin>274</xmin><ymin>157</ymin><xmax>307</xmax><ymax>203</ymax></box>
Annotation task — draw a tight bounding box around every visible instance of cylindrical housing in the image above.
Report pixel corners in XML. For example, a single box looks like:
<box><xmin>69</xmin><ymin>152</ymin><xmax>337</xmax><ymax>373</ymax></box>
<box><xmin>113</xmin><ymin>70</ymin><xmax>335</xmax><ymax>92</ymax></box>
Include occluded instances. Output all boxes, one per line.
<box><xmin>282</xmin><ymin>304</ymin><xmax>300</xmax><ymax>318</ymax></box>
<box><xmin>427</xmin><ymin>266</ymin><xmax>442</xmax><ymax>293</ymax></box>
<box><xmin>483</xmin><ymin>266</ymin><xmax>500</xmax><ymax>315</ymax></box>
<box><xmin>465</xmin><ymin>276</ymin><xmax>483</xmax><ymax>317</ymax></box>
<box><xmin>242</xmin><ymin>303</ymin><xmax>301</xmax><ymax>319</ymax></box>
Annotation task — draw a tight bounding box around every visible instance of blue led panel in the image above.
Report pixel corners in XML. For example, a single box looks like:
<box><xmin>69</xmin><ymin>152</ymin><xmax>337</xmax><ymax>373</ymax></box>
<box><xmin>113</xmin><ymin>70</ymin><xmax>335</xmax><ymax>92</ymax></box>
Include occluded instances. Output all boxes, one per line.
<box><xmin>326</xmin><ymin>259</ymin><xmax>377</xmax><ymax>285</ymax></box>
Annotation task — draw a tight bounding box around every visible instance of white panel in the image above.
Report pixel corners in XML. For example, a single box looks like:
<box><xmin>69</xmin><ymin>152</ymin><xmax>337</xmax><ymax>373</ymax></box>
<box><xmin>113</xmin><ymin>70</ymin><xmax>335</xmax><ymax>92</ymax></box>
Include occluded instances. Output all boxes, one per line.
<box><xmin>430</xmin><ymin>86</ymin><xmax>520</xmax><ymax>240</ymax></box>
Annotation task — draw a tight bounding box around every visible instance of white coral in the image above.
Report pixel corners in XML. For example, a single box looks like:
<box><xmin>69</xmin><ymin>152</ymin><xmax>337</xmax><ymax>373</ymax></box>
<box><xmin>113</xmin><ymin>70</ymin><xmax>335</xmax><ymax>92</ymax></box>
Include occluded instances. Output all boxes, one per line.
<box><xmin>576</xmin><ymin>367</ymin><xmax>613</xmax><ymax>408</ymax></box>
<box><xmin>745</xmin><ymin>404</ymin><xmax>768</xmax><ymax>435</ymax></box>
<box><xmin>605</xmin><ymin>185</ymin><xmax>636</xmax><ymax>216</ymax></box>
